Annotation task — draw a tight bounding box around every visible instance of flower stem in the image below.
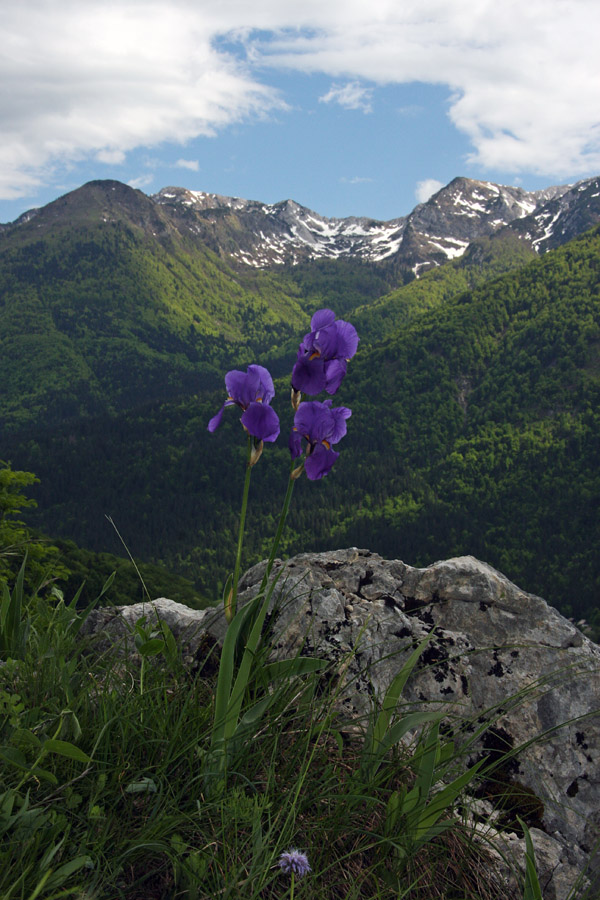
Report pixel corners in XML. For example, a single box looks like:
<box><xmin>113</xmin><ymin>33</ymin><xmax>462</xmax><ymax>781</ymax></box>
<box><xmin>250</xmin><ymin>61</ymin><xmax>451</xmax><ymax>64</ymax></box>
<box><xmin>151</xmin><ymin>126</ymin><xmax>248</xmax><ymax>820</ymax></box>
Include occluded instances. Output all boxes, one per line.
<box><xmin>227</xmin><ymin>436</ymin><xmax>253</xmax><ymax>622</ymax></box>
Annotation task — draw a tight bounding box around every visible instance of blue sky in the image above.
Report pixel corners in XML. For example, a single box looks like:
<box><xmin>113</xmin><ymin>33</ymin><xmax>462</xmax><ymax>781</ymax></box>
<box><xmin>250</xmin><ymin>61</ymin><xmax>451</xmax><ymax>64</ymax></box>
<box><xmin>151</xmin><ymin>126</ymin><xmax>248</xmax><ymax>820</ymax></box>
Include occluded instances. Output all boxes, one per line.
<box><xmin>2</xmin><ymin>1</ymin><xmax>599</xmax><ymax>224</ymax></box>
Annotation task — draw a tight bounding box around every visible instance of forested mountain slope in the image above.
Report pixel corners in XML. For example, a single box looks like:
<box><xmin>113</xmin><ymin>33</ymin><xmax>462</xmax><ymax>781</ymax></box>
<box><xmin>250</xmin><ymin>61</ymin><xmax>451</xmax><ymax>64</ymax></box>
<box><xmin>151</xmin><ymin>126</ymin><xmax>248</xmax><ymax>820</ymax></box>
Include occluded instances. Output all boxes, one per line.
<box><xmin>0</xmin><ymin>181</ymin><xmax>556</xmax><ymax>435</ymax></box>
<box><xmin>335</xmin><ymin>225</ymin><xmax>600</xmax><ymax>621</ymax></box>
<box><xmin>351</xmin><ymin>231</ymin><xmax>538</xmax><ymax>343</ymax></box>
<box><xmin>5</xmin><ymin>224</ymin><xmax>599</xmax><ymax>626</ymax></box>
<box><xmin>0</xmin><ymin>181</ymin><xmax>312</xmax><ymax>433</ymax></box>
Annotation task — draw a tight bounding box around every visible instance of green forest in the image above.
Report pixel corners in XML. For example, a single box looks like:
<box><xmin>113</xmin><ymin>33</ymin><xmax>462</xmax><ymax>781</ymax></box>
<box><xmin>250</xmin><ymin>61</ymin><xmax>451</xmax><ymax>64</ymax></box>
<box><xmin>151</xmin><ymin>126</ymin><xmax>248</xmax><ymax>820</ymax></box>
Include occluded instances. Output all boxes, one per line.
<box><xmin>1</xmin><ymin>191</ymin><xmax>599</xmax><ymax>635</ymax></box>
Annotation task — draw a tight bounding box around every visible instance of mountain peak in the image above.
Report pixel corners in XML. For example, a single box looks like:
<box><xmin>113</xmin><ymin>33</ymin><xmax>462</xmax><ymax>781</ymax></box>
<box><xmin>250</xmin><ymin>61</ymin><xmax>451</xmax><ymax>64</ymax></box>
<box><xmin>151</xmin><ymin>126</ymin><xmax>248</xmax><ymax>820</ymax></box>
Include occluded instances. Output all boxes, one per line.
<box><xmin>3</xmin><ymin>175</ymin><xmax>599</xmax><ymax>276</ymax></box>
<box><xmin>3</xmin><ymin>179</ymin><xmax>173</xmax><ymax>241</ymax></box>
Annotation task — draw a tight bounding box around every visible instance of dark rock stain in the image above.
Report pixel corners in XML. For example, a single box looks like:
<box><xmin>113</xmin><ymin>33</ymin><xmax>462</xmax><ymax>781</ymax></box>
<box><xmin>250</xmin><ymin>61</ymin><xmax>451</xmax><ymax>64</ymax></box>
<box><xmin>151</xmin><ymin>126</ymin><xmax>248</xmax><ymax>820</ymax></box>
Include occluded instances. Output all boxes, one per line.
<box><xmin>402</xmin><ymin>595</ymin><xmax>429</xmax><ymax>613</ymax></box>
<box><xmin>393</xmin><ymin>627</ymin><xmax>413</xmax><ymax>639</ymax></box>
<box><xmin>487</xmin><ymin>660</ymin><xmax>505</xmax><ymax>677</ymax></box>
<box><xmin>417</xmin><ymin>609</ymin><xmax>435</xmax><ymax>626</ymax></box>
<box><xmin>358</xmin><ymin>568</ymin><xmax>374</xmax><ymax>592</ymax></box>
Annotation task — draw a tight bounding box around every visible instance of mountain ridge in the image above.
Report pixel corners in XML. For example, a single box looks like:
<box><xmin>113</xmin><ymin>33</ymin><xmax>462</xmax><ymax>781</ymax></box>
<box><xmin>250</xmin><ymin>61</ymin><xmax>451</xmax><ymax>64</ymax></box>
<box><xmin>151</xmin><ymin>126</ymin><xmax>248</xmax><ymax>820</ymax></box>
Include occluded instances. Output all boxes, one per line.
<box><xmin>2</xmin><ymin>174</ymin><xmax>600</xmax><ymax>438</ymax></box>
<box><xmin>150</xmin><ymin>176</ymin><xmax>589</xmax><ymax>275</ymax></box>
<box><xmin>3</xmin><ymin>175</ymin><xmax>600</xmax><ymax>280</ymax></box>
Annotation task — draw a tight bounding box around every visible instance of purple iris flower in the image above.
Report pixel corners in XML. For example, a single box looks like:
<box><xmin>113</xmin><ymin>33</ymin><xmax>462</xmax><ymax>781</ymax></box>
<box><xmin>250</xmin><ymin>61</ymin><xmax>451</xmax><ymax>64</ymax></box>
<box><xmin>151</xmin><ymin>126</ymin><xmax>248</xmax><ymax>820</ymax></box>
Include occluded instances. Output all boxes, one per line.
<box><xmin>292</xmin><ymin>308</ymin><xmax>359</xmax><ymax>397</ymax></box>
<box><xmin>208</xmin><ymin>364</ymin><xmax>280</xmax><ymax>442</ymax></box>
<box><xmin>289</xmin><ymin>399</ymin><xmax>351</xmax><ymax>480</ymax></box>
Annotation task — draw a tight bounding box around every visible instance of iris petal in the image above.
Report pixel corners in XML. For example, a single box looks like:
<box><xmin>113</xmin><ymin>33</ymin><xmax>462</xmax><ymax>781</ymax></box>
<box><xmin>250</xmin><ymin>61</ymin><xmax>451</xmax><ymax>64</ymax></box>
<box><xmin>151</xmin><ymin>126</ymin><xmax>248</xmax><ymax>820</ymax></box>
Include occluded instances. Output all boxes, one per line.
<box><xmin>310</xmin><ymin>308</ymin><xmax>336</xmax><ymax>331</ymax></box>
<box><xmin>247</xmin><ymin>364</ymin><xmax>275</xmax><ymax>404</ymax></box>
<box><xmin>305</xmin><ymin>444</ymin><xmax>339</xmax><ymax>480</ymax></box>
<box><xmin>241</xmin><ymin>402</ymin><xmax>280</xmax><ymax>442</ymax></box>
<box><xmin>291</xmin><ymin>357</ymin><xmax>327</xmax><ymax>394</ymax></box>
<box><xmin>329</xmin><ymin>406</ymin><xmax>352</xmax><ymax>443</ymax></box>
<box><xmin>223</xmin><ymin>365</ymin><xmax>275</xmax><ymax>409</ymax></box>
<box><xmin>334</xmin><ymin>320</ymin><xmax>359</xmax><ymax>359</ymax></box>
<box><xmin>324</xmin><ymin>359</ymin><xmax>347</xmax><ymax>395</ymax></box>
<box><xmin>207</xmin><ymin>403</ymin><xmax>226</xmax><ymax>433</ymax></box>
<box><xmin>293</xmin><ymin>401</ymin><xmax>332</xmax><ymax>444</ymax></box>
<box><xmin>207</xmin><ymin>399</ymin><xmax>236</xmax><ymax>432</ymax></box>
<box><xmin>225</xmin><ymin>369</ymin><xmax>255</xmax><ymax>408</ymax></box>
<box><xmin>312</xmin><ymin>324</ymin><xmax>339</xmax><ymax>358</ymax></box>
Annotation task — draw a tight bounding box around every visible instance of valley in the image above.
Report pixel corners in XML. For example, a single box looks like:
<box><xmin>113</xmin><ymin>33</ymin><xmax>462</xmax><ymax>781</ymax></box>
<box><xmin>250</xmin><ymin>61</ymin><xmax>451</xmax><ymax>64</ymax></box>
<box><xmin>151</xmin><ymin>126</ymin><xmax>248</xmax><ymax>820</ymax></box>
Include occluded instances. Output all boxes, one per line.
<box><xmin>1</xmin><ymin>176</ymin><xmax>599</xmax><ymax>630</ymax></box>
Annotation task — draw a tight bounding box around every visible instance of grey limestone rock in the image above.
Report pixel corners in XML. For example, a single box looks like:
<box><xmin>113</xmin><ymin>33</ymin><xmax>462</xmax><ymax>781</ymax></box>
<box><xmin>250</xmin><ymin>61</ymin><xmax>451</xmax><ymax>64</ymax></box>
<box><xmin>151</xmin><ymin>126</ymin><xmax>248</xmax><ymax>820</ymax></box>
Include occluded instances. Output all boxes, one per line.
<box><xmin>82</xmin><ymin>549</ymin><xmax>600</xmax><ymax>898</ymax></box>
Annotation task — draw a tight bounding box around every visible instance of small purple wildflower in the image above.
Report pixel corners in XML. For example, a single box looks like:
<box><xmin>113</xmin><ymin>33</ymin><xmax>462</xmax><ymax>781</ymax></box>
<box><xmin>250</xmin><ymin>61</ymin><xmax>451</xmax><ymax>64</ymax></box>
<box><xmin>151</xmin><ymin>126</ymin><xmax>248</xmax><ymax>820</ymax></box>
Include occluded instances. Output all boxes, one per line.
<box><xmin>278</xmin><ymin>849</ymin><xmax>311</xmax><ymax>878</ymax></box>
<box><xmin>289</xmin><ymin>399</ymin><xmax>351</xmax><ymax>480</ymax></box>
<box><xmin>292</xmin><ymin>308</ymin><xmax>359</xmax><ymax>398</ymax></box>
<box><xmin>208</xmin><ymin>364</ymin><xmax>280</xmax><ymax>442</ymax></box>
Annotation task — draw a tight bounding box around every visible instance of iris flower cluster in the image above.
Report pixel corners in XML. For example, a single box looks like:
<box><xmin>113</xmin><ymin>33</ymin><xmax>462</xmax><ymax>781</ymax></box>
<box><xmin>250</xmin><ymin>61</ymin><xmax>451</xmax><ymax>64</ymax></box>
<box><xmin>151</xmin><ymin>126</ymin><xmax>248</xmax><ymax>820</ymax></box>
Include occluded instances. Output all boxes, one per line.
<box><xmin>289</xmin><ymin>308</ymin><xmax>358</xmax><ymax>480</ymax></box>
<box><xmin>208</xmin><ymin>309</ymin><xmax>358</xmax><ymax>480</ymax></box>
<box><xmin>291</xmin><ymin>307</ymin><xmax>359</xmax><ymax>403</ymax></box>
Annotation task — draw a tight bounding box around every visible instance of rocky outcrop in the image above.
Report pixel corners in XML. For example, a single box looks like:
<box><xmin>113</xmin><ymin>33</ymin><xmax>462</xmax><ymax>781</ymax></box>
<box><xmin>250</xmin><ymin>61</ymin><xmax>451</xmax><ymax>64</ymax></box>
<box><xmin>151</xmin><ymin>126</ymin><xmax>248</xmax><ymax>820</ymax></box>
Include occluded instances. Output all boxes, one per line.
<box><xmin>82</xmin><ymin>549</ymin><xmax>600</xmax><ymax>898</ymax></box>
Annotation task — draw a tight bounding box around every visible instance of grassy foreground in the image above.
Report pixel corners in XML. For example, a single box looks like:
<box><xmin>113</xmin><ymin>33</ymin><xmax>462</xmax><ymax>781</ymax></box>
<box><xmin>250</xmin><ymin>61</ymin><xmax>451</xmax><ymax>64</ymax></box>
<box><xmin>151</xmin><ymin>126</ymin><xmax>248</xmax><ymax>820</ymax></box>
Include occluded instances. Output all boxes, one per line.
<box><xmin>0</xmin><ymin>559</ymin><xmax>571</xmax><ymax>900</ymax></box>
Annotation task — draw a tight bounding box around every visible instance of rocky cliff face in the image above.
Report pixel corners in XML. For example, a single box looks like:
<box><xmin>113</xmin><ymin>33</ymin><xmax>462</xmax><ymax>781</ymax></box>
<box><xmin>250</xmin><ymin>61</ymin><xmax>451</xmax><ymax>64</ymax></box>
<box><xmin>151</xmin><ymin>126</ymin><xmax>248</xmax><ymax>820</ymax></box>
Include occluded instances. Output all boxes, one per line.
<box><xmin>82</xmin><ymin>549</ymin><xmax>600</xmax><ymax>898</ymax></box>
<box><xmin>151</xmin><ymin>176</ymin><xmax>600</xmax><ymax>275</ymax></box>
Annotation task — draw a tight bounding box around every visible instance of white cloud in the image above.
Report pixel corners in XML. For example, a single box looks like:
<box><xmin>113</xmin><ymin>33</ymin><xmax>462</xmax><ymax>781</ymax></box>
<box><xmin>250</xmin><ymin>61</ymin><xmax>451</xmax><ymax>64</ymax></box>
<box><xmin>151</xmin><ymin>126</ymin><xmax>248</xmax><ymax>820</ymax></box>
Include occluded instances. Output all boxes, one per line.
<box><xmin>175</xmin><ymin>159</ymin><xmax>200</xmax><ymax>171</ymax></box>
<box><xmin>0</xmin><ymin>1</ymin><xmax>283</xmax><ymax>200</ymax></box>
<box><xmin>249</xmin><ymin>0</ymin><xmax>600</xmax><ymax>176</ymax></box>
<box><xmin>2</xmin><ymin>1</ymin><xmax>600</xmax><ymax>200</ymax></box>
<box><xmin>319</xmin><ymin>82</ymin><xmax>373</xmax><ymax>113</ymax></box>
<box><xmin>415</xmin><ymin>179</ymin><xmax>444</xmax><ymax>203</ymax></box>
<box><xmin>96</xmin><ymin>149</ymin><xmax>126</xmax><ymax>165</ymax></box>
